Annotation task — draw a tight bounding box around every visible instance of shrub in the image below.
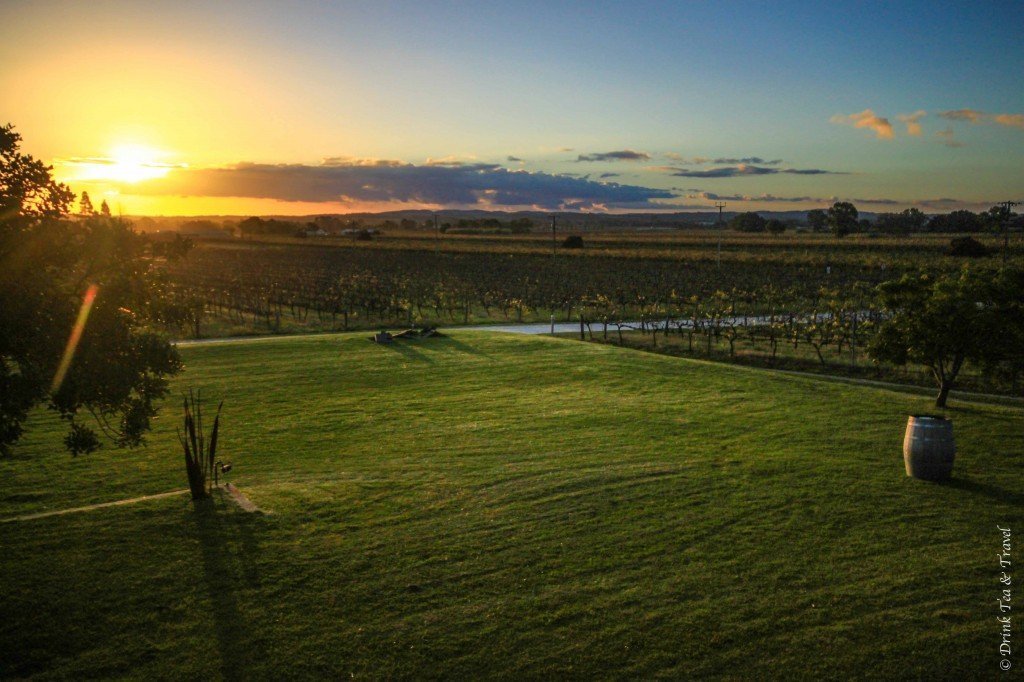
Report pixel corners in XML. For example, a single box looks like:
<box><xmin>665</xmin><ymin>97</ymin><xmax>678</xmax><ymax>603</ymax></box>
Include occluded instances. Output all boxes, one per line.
<box><xmin>948</xmin><ymin>236</ymin><xmax>988</xmax><ymax>257</ymax></box>
<box><xmin>177</xmin><ymin>390</ymin><xmax>223</xmax><ymax>500</ymax></box>
<box><xmin>562</xmin><ymin>235</ymin><xmax>585</xmax><ymax>249</ymax></box>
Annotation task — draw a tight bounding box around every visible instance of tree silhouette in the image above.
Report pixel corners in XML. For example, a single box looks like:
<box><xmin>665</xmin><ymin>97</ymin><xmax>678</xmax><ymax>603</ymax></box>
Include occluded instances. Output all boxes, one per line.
<box><xmin>0</xmin><ymin>124</ymin><xmax>182</xmax><ymax>456</ymax></box>
<box><xmin>827</xmin><ymin>202</ymin><xmax>858</xmax><ymax>238</ymax></box>
<box><xmin>78</xmin><ymin>191</ymin><xmax>94</xmax><ymax>216</ymax></box>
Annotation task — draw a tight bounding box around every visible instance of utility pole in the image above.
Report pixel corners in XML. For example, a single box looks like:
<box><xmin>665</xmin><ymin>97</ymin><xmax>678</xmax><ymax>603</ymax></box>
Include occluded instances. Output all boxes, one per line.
<box><xmin>714</xmin><ymin>202</ymin><xmax>726</xmax><ymax>268</ymax></box>
<box><xmin>434</xmin><ymin>213</ymin><xmax>439</xmax><ymax>256</ymax></box>
<box><xmin>998</xmin><ymin>201</ymin><xmax>1020</xmax><ymax>265</ymax></box>
<box><xmin>551</xmin><ymin>215</ymin><xmax>557</xmax><ymax>255</ymax></box>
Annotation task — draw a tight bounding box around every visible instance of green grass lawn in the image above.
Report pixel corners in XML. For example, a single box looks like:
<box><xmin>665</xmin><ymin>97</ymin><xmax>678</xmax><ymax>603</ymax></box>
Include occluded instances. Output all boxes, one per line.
<box><xmin>1</xmin><ymin>332</ymin><xmax>1021</xmax><ymax>679</ymax></box>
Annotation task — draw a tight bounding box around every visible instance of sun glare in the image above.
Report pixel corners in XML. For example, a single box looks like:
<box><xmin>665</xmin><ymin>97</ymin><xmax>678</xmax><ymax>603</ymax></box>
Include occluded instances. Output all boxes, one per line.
<box><xmin>105</xmin><ymin>144</ymin><xmax>176</xmax><ymax>183</ymax></box>
<box><xmin>62</xmin><ymin>143</ymin><xmax>181</xmax><ymax>185</ymax></box>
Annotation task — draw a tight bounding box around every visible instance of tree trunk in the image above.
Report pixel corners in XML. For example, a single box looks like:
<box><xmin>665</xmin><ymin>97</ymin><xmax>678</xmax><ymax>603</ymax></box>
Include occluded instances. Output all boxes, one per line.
<box><xmin>933</xmin><ymin>355</ymin><xmax>964</xmax><ymax>408</ymax></box>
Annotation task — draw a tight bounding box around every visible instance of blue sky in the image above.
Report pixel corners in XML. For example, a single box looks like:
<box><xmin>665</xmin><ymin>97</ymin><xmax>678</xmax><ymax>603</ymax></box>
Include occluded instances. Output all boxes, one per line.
<box><xmin>3</xmin><ymin>0</ymin><xmax>1022</xmax><ymax>214</ymax></box>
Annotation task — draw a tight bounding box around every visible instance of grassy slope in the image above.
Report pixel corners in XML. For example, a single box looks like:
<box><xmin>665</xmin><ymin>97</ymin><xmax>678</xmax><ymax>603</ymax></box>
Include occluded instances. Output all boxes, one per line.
<box><xmin>1</xmin><ymin>332</ymin><xmax>1021</xmax><ymax>679</ymax></box>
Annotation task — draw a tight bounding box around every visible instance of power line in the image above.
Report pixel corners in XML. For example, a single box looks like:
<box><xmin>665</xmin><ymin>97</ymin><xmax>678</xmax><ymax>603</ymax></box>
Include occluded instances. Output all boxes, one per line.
<box><xmin>714</xmin><ymin>202</ymin><xmax>726</xmax><ymax>268</ymax></box>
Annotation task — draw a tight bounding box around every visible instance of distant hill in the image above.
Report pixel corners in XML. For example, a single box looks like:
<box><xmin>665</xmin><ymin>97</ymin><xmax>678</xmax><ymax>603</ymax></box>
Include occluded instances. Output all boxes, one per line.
<box><xmin>128</xmin><ymin>209</ymin><xmax>882</xmax><ymax>233</ymax></box>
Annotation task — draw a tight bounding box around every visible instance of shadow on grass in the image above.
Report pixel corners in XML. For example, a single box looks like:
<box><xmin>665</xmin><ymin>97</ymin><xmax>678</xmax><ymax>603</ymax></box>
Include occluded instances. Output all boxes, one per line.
<box><xmin>431</xmin><ymin>335</ymin><xmax>491</xmax><ymax>358</ymax></box>
<box><xmin>937</xmin><ymin>477</ymin><xmax>1023</xmax><ymax>506</ymax></box>
<box><xmin>193</xmin><ymin>494</ymin><xmax>263</xmax><ymax>680</ymax></box>
<box><xmin>380</xmin><ymin>340</ymin><xmax>435</xmax><ymax>363</ymax></box>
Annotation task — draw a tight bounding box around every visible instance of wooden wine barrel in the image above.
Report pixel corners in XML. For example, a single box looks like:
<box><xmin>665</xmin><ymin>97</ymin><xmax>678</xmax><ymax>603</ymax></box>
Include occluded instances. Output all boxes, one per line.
<box><xmin>903</xmin><ymin>415</ymin><xmax>955</xmax><ymax>480</ymax></box>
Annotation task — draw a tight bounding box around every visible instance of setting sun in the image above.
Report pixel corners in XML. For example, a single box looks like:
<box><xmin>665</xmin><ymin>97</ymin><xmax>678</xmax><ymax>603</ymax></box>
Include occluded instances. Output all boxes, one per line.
<box><xmin>59</xmin><ymin>143</ymin><xmax>182</xmax><ymax>186</ymax></box>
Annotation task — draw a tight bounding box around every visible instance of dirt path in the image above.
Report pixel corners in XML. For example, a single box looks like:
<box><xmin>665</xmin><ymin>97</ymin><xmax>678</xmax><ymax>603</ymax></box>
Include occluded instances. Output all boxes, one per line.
<box><xmin>0</xmin><ymin>483</ymin><xmax>267</xmax><ymax>524</ymax></box>
<box><xmin>0</xmin><ymin>489</ymin><xmax>191</xmax><ymax>524</ymax></box>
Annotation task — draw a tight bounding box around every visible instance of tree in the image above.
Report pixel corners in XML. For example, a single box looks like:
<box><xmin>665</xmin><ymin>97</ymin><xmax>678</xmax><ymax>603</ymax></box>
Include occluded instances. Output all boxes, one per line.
<box><xmin>875</xmin><ymin>208</ymin><xmax>928</xmax><ymax>234</ymax></box>
<box><xmin>0</xmin><ymin>123</ymin><xmax>182</xmax><ymax>456</ymax></box>
<box><xmin>729</xmin><ymin>212</ymin><xmax>766</xmax><ymax>232</ymax></box>
<box><xmin>78</xmin><ymin>191</ymin><xmax>94</xmax><ymax>216</ymax></box>
<box><xmin>869</xmin><ymin>268</ymin><xmax>1022</xmax><ymax>407</ymax></box>
<box><xmin>827</xmin><ymin>202</ymin><xmax>858</xmax><ymax>238</ymax></box>
<box><xmin>901</xmin><ymin>207</ymin><xmax>928</xmax><ymax>232</ymax></box>
<box><xmin>927</xmin><ymin>210</ymin><xmax>982</xmax><ymax>233</ymax></box>
<box><xmin>806</xmin><ymin>209</ymin><xmax>828</xmax><ymax>232</ymax></box>
<box><xmin>766</xmin><ymin>219</ymin><xmax>786</xmax><ymax>234</ymax></box>
<box><xmin>99</xmin><ymin>199</ymin><xmax>111</xmax><ymax>216</ymax></box>
<box><xmin>983</xmin><ymin>203</ymin><xmax>1020</xmax><ymax>264</ymax></box>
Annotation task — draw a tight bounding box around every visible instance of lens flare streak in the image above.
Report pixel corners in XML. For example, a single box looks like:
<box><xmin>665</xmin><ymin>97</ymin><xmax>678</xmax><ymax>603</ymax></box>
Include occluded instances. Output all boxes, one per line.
<box><xmin>51</xmin><ymin>284</ymin><xmax>99</xmax><ymax>394</ymax></box>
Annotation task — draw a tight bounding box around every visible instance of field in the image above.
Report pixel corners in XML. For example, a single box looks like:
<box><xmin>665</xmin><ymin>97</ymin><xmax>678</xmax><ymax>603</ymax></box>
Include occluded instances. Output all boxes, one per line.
<box><xmin>2</xmin><ymin>332</ymin><xmax>1021</xmax><ymax>678</ymax></box>
<box><xmin>579</xmin><ymin>328</ymin><xmax>1024</xmax><ymax>398</ymax></box>
<box><xmin>162</xmin><ymin>229</ymin><xmax>1023</xmax><ymax>397</ymax></box>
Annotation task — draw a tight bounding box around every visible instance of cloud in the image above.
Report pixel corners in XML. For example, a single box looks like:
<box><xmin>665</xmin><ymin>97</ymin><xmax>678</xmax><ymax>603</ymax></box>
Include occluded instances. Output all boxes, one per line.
<box><xmin>830</xmin><ymin>109</ymin><xmax>894</xmax><ymax>139</ymax></box>
<box><xmin>831</xmin><ymin>107</ymin><xmax>1023</xmax><ymax>141</ymax></box>
<box><xmin>659</xmin><ymin>164</ymin><xmax>844</xmax><ymax>178</ymax></box>
<box><xmin>576</xmin><ymin>149</ymin><xmax>651</xmax><ymax>162</ymax></box>
<box><xmin>938</xmin><ymin>109</ymin><xmax>986</xmax><ymax>123</ymax></box>
<box><xmin>938</xmin><ymin>109</ymin><xmax>1024</xmax><ymax>130</ymax></box>
<box><xmin>911</xmin><ymin>197</ymin><xmax>960</xmax><ymax>208</ymax></box>
<box><xmin>935</xmin><ymin>127</ymin><xmax>965</xmax><ymax>148</ymax></box>
<box><xmin>711</xmin><ymin>157</ymin><xmax>783</xmax><ymax>165</ymax></box>
<box><xmin>993</xmin><ymin>114</ymin><xmax>1024</xmax><ymax>130</ymax></box>
<box><xmin>507</xmin><ymin>155</ymin><xmax>524</xmax><ymax>162</ymax></box>
<box><xmin>424</xmin><ymin>156</ymin><xmax>494</xmax><ymax>168</ymax></box>
<box><xmin>599</xmin><ymin>172</ymin><xmax>620</xmax><ymax>178</ymax></box>
<box><xmin>123</xmin><ymin>160</ymin><xmax>677</xmax><ymax>210</ymax></box>
<box><xmin>62</xmin><ymin>156</ymin><xmax>185</xmax><ymax>169</ymax></box>
<box><xmin>663</xmin><ymin>152</ymin><xmax>684</xmax><ymax>161</ymax></box>
<box><xmin>844</xmin><ymin>197</ymin><xmax>983</xmax><ymax>210</ymax></box>
<box><xmin>897</xmin><ymin>111</ymin><xmax>926</xmax><ymax>136</ymax></box>
<box><xmin>686</xmin><ymin>192</ymin><xmax>995</xmax><ymax>211</ymax></box>
<box><xmin>782</xmin><ymin>168</ymin><xmax>839</xmax><ymax>175</ymax></box>
<box><xmin>667</xmin><ymin>156</ymin><xmax>782</xmax><ymax>165</ymax></box>
<box><xmin>688</xmin><ymin>191</ymin><xmax>827</xmax><ymax>203</ymax></box>
<box><xmin>850</xmin><ymin>197</ymin><xmax>900</xmax><ymax>205</ymax></box>
<box><xmin>321</xmin><ymin>156</ymin><xmax>404</xmax><ymax>167</ymax></box>
<box><xmin>557</xmin><ymin>147</ymin><xmax>574</xmax><ymax>152</ymax></box>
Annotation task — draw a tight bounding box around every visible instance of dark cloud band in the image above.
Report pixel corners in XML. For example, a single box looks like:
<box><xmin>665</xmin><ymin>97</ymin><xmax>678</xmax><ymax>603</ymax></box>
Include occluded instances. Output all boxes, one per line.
<box><xmin>576</xmin><ymin>150</ymin><xmax>651</xmax><ymax>162</ymax></box>
<box><xmin>126</xmin><ymin>161</ymin><xmax>676</xmax><ymax>210</ymax></box>
<box><xmin>666</xmin><ymin>165</ymin><xmax>842</xmax><ymax>178</ymax></box>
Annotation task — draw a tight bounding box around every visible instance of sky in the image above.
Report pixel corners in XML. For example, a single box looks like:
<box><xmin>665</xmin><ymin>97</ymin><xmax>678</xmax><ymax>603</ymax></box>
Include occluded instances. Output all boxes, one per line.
<box><xmin>3</xmin><ymin>0</ymin><xmax>1023</xmax><ymax>216</ymax></box>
